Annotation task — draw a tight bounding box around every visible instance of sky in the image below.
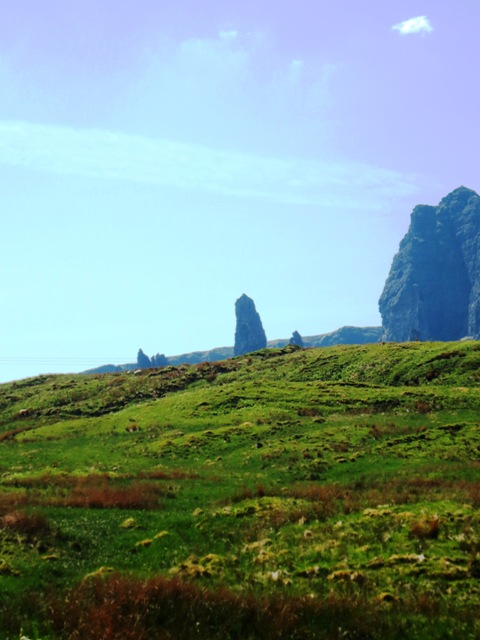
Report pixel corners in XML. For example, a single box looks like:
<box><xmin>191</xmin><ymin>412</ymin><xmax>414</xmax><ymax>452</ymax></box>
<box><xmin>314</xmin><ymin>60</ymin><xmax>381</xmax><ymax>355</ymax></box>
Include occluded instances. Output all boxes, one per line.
<box><xmin>1</xmin><ymin>1</ymin><xmax>479</xmax><ymax>382</ymax></box>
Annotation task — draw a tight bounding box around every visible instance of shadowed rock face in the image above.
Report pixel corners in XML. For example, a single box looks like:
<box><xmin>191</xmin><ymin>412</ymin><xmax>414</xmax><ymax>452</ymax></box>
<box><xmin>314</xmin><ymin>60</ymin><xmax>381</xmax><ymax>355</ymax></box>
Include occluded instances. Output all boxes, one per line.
<box><xmin>379</xmin><ymin>186</ymin><xmax>480</xmax><ymax>341</ymax></box>
<box><xmin>137</xmin><ymin>349</ymin><xmax>152</xmax><ymax>368</ymax></box>
<box><xmin>234</xmin><ymin>294</ymin><xmax>267</xmax><ymax>356</ymax></box>
<box><xmin>137</xmin><ymin>350</ymin><xmax>168</xmax><ymax>369</ymax></box>
<box><xmin>289</xmin><ymin>331</ymin><xmax>304</xmax><ymax>347</ymax></box>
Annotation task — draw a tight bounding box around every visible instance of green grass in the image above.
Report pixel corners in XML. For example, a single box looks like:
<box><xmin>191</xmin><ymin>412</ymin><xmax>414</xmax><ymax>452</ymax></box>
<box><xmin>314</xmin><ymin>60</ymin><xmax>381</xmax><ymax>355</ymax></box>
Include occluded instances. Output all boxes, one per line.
<box><xmin>0</xmin><ymin>342</ymin><xmax>479</xmax><ymax>639</ymax></box>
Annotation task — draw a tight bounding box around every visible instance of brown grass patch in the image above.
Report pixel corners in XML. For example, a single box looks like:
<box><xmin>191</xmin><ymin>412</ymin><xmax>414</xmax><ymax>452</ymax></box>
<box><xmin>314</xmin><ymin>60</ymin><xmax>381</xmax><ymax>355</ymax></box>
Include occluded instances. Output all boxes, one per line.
<box><xmin>45</xmin><ymin>573</ymin><xmax>479</xmax><ymax>640</ymax></box>
<box><xmin>408</xmin><ymin>517</ymin><xmax>440</xmax><ymax>540</ymax></box>
<box><xmin>2</xmin><ymin>473</ymin><xmax>173</xmax><ymax>510</ymax></box>
<box><xmin>0</xmin><ymin>509</ymin><xmax>51</xmax><ymax>537</ymax></box>
<box><xmin>460</xmin><ymin>481</ymin><xmax>480</xmax><ymax>508</ymax></box>
<box><xmin>58</xmin><ymin>477</ymin><xmax>163</xmax><ymax>510</ymax></box>
<box><xmin>0</xmin><ymin>492</ymin><xmax>32</xmax><ymax>514</ymax></box>
<box><xmin>230</xmin><ymin>484</ymin><xmax>269</xmax><ymax>503</ymax></box>
<box><xmin>415</xmin><ymin>401</ymin><xmax>432</xmax><ymax>414</ymax></box>
<box><xmin>138</xmin><ymin>468</ymin><xmax>198</xmax><ymax>480</ymax></box>
<box><xmin>0</xmin><ymin>425</ymin><xmax>35</xmax><ymax>442</ymax></box>
<box><xmin>48</xmin><ymin>574</ymin><xmax>374</xmax><ymax>640</ymax></box>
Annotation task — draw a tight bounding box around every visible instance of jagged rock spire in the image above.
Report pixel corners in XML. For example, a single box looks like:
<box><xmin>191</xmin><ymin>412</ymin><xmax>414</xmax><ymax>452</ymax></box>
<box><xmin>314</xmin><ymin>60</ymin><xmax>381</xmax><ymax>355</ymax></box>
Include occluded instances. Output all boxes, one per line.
<box><xmin>234</xmin><ymin>294</ymin><xmax>267</xmax><ymax>356</ymax></box>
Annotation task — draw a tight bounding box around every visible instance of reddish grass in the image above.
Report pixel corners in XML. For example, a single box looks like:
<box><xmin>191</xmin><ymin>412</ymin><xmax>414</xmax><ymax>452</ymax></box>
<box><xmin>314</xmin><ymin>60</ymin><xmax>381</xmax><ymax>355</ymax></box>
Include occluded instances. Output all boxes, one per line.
<box><xmin>229</xmin><ymin>475</ymin><xmax>480</xmax><ymax>525</ymax></box>
<box><xmin>58</xmin><ymin>479</ymin><xmax>163</xmax><ymax>510</ymax></box>
<box><xmin>289</xmin><ymin>483</ymin><xmax>354</xmax><ymax>520</ymax></box>
<box><xmin>415</xmin><ymin>401</ymin><xmax>432</xmax><ymax>414</ymax></box>
<box><xmin>297</xmin><ymin>407</ymin><xmax>322</xmax><ymax>417</ymax></box>
<box><xmin>6</xmin><ymin>469</ymin><xmax>477</xmax><ymax>517</ymax></box>
<box><xmin>205</xmin><ymin>370</ymin><xmax>218</xmax><ymax>382</ymax></box>
<box><xmin>4</xmin><ymin>469</ymin><xmax>197</xmax><ymax>488</ymax></box>
<box><xmin>45</xmin><ymin>573</ymin><xmax>479</xmax><ymax>640</ymax></box>
<box><xmin>49</xmin><ymin>573</ymin><xmax>380</xmax><ymax>640</ymax></box>
<box><xmin>229</xmin><ymin>483</ymin><xmax>347</xmax><ymax>525</ymax></box>
<box><xmin>288</xmin><ymin>482</ymin><xmax>344</xmax><ymax>503</ymax></box>
<box><xmin>0</xmin><ymin>509</ymin><xmax>51</xmax><ymax>537</ymax></box>
<box><xmin>409</xmin><ymin>517</ymin><xmax>440</xmax><ymax>540</ymax></box>
<box><xmin>0</xmin><ymin>425</ymin><xmax>35</xmax><ymax>442</ymax></box>
<box><xmin>0</xmin><ymin>492</ymin><xmax>30</xmax><ymax>512</ymax></box>
<box><xmin>230</xmin><ymin>484</ymin><xmax>270</xmax><ymax>503</ymax></box>
<box><xmin>138</xmin><ymin>468</ymin><xmax>199</xmax><ymax>480</ymax></box>
<box><xmin>459</xmin><ymin>480</ymin><xmax>480</xmax><ymax>508</ymax></box>
<box><xmin>2</xmin><ymin>473</ymin><xmax>173</xmax><ymax>510</ymax></box>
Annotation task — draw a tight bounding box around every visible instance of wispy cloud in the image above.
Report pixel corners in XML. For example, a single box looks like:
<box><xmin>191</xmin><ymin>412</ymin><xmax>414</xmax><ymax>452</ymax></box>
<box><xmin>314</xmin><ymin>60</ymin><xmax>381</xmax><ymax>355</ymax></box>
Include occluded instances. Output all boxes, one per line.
<box><xmin>392</xmin><ymin>16</ymin><xmax>433</xmax><ymax>35</ymax></box>
<box><xmin>219</xmin><ymin>29</ymin><xmax>238</xmax><ymax>41</ymax></box>
<box><xmin>118</xmin><ymin>29</ymin><xmax>339</xmax><ymax>153</ymax></box>
<box><xmin>0</xmin><ymin>120</ymin><xmax>419</xmax><ymax>209</ymax></box>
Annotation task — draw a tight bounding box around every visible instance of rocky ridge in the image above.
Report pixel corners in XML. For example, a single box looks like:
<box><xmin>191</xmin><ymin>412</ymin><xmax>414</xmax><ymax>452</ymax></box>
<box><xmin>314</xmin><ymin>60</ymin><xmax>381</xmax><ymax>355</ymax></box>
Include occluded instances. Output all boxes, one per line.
<box><xmin>84</xmin><ymin>326</ymin><xmax>382</xmax><ymax>374</ymax></box>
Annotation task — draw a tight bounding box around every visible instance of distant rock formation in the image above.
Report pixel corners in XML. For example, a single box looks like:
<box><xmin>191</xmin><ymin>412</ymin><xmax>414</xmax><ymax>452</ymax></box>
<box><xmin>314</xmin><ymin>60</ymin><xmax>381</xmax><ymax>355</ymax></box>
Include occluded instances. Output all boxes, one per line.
<box><xmin>137</xmin><ymin>349</ymin><xmax>168</xmax><ymax>369</ymax></box>
<box><xmin>151</xmin><ymin>353</ymin><xmax>168</xmax><ymax>367</ymax></box>
<box><xmin>379</xmin><ymin>186</ymin><xmax>480</xmax><ymax>341</ymax></box>
<box><xmin>289</xmin><ymin>331</ymin><xmax>304</xmax><ymax>347</ymax></box>
<box><xmin>84</xmin><ymin>325</ymin><xmax>383</xmax><ymax>374</ymax></box>
<box><xmin>137</xmin><ymin>349</ymin><xmax>151</xmax><ymax>368</ymax></box>
<box><xmin>234</xmin><ymin>294</ymin><xmax>267</xmax><ymax>356</ymax></box>
<box><xmin>167</xmin><ymin>326</ymin><xmax>382</xmax><ymax>363</ymax></box>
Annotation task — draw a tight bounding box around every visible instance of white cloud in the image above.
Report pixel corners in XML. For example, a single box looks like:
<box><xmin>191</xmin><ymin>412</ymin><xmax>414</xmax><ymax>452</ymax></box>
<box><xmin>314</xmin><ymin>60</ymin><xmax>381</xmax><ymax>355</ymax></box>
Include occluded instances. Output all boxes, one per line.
<box><xmin>0</xmin><ymin>120</ymin><xmax>419</xmax><ymax>209</ymax></box>
<box><xmin>392</xmin><ymin>16</ymin><xmax>433</xmax><ymax>35</ymax></box>
<box><xmin>219</xmin><ymin>29</ymin><xmax>238</xmax><ymax>41</ymax></box>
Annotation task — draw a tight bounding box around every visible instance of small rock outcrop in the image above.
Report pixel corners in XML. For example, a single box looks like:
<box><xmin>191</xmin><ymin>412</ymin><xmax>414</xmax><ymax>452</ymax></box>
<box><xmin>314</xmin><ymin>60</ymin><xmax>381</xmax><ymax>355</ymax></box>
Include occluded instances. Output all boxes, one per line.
<box><xmin>151</xmin><ymin>353</ymin><xmax>168</xmax><ymax>367</ymax></box>
<box><xmin>289</xmin><ymin>331</ymin><xmax>304</xmax><ymax>347</ymax></box>
<box><xmin>379</xmin><ymin>186</ymin><xmax>480</xmax><ymax>341</ymax></box>
<box><xmin>234</xmin><ymin>294</ymin><xmax>267</xmax><ymax>356</ymax></box>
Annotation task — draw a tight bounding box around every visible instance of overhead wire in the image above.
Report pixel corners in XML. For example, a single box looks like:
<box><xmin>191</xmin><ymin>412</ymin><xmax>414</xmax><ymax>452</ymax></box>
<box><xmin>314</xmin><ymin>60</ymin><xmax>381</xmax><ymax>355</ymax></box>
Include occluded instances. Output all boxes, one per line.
<box><xmin>0</xmin><ymin>356</ymin><xmax>132</xmax><ymax>366</ymax></box>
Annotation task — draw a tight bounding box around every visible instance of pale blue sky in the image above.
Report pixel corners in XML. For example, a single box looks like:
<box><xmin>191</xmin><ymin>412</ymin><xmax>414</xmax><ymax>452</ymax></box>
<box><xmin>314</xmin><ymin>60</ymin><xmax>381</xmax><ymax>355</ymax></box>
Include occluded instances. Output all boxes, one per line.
<box><xmin>1</xmin><ymin>1</ymin><xmax>479</xmax><ymax>381</ymax></box>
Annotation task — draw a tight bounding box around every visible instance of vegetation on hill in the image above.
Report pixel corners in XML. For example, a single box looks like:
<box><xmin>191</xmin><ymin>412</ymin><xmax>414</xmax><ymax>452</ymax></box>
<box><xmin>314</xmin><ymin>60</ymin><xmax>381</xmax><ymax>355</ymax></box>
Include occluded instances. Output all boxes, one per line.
<box><xmin>0</xmin><ymin>341</ymin><xmax>479</xmax><ymax>639</ymax></box>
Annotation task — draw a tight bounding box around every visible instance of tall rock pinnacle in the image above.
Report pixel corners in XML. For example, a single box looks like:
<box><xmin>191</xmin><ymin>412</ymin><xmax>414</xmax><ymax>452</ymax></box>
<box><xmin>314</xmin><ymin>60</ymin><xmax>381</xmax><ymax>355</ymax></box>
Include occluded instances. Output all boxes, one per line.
<box><xmin>379</xmin><ymin>186</ymin><xmax>480</xmax><ymax>341</ymax></box>
<box><xmin>234</xmin><ymin>294</ymin><xmax>267</xmax><ymax>356</ymax></box>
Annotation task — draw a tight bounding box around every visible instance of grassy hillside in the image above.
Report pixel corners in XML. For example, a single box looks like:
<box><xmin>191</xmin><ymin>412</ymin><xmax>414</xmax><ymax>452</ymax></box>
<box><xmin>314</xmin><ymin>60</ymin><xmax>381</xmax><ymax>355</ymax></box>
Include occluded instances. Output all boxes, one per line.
<box><xmin>0</xmin><ymin>342</ymin><xmax>479</xmax><ymax>639</ymax></box>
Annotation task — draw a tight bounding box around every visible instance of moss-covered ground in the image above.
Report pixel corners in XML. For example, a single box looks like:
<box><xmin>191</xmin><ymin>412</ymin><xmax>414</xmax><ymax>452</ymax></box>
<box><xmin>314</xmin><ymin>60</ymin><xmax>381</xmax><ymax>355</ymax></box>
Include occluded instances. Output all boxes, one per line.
<box><xmin>0</xmin><ymin>342</ymin><xmax>479</xmax><ymax>639</ymax></box>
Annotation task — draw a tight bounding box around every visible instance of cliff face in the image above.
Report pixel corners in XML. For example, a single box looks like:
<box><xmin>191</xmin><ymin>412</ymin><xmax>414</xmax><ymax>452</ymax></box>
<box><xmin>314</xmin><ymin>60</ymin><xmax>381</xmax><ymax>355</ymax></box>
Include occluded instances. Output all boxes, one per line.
<box><xmin>234</xmin><ymin>294</ymin><xmax>267</xmax><ymax>356</ymax></box>
<box><xmin>379</xmin><ymin>186</ymin><xmax>480</xmax><ymax>341</ymax></box>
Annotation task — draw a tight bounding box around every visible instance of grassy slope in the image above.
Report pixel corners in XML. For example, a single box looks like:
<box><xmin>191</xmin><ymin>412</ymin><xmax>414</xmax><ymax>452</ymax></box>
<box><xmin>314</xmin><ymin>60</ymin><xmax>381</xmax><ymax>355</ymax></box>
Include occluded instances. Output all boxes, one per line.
<box><xmin>0</xmin><ymin>341</ymin><xmax>479</xmax><ymax>639</ymax></box>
